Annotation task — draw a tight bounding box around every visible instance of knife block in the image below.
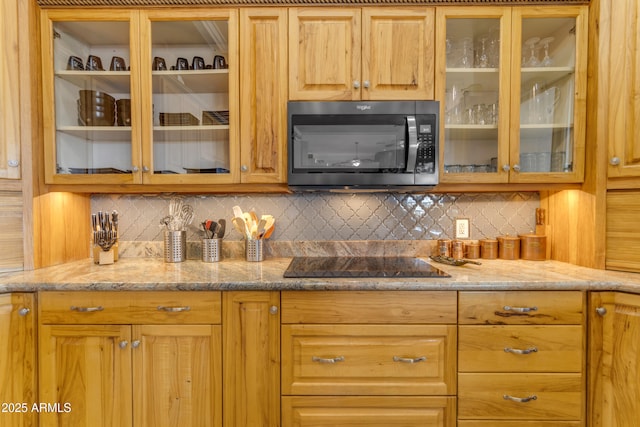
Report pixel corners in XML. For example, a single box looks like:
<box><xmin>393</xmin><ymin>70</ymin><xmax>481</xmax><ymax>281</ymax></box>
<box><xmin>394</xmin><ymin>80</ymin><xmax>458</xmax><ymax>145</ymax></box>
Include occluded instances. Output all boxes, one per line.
<box><xmin>93</xmin><ymin>244</ymin><xmax>118</xmax><ymax>265</ymax></box>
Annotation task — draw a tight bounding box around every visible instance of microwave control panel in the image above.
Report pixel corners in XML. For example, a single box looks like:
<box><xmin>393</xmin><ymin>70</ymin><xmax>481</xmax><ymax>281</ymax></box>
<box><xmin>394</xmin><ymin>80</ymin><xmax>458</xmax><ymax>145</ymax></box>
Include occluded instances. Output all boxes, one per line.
<box><xmin>416</xmin><ymin>122</ymin><xmax>436</xmax><ymax>173</ymax></box>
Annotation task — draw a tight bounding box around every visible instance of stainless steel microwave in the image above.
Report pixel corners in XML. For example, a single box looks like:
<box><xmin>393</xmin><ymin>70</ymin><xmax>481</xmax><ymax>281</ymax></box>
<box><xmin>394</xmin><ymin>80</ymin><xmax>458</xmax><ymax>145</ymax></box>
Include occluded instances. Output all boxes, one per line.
<box><xmin>287</xmin><ymin>100</ymin><xmax>440</xmax><ymax>192</ymax></box>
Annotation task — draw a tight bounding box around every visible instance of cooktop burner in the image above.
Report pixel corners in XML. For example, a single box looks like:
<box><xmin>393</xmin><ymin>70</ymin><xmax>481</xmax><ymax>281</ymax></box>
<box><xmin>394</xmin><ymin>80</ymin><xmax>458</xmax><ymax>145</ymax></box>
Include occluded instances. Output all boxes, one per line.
<box><xmin>283</xmin><ymin>256</ymin><xmax>450</xmax><ymax>278</ymax></box>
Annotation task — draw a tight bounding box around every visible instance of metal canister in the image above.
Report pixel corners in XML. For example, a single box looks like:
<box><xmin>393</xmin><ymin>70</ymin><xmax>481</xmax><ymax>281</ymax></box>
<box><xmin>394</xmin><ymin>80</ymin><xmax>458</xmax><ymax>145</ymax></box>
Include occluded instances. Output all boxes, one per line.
<box><xmin>519</xmin><ymin>233</ymin><xmax>547</xmax><ymax>261</ymax></box>
<box><xmin>497</xmin><ymin>235</ymin><xmax>521</xmax><ymax>260</ymax></box>
<box><xmin>452</xmin><ymin>240</ymin><xmax>465</xmax><ymax>259</ymax></box>
<box><xmin>464</xmin><ymin>240</ymin><xmax>481</xmax><ymax>259</ymax></box>
<box><xmin>437</xmin><ymin>239</ymin><xmax>452</xmax><ymax>257</ymax></box>
<box><xmin>480</xmin><ymin>239</ymin><xmax>498</xmax><ymax>259</ymax></box>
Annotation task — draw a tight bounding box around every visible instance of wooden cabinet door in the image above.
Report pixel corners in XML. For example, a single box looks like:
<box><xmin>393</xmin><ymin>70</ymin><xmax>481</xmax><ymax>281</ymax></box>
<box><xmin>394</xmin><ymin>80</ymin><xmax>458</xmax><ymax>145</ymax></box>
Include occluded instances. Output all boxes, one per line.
<box><xmin>362</xmin><ymin>8</ymin><xmax>434</xmax><ymax>100</ymax></box>
<box><xmin>0</xmin><ymin>294</ymin><xmax>36</xmax><ymax>427</ymax></box>
<box><xmin>589</xmin><ymin>292</ymin><xmax>640</xmax><ymax>427</ymax></box>
<box><xmin>223</xmin><ymin>292</ymin><xmax>280</xmax><ymax>427</ymax></box>
<box><xmin>38</xmin><ymin>324</ymin><xmax>132</xmax><ymax>427</ymax></box>
<box><xmin>132</xmin><ymin>325</ymin><xmax>222</xmax><ymax>427</ymax></box>
<box><xmin>606</xmin><ymin>0</ymin><xmax>640</xmax><ymax>180</ymax></box>
<box><xmin>239</xmin><ymin>9</ymin><xmax>288</xmax><ymax>184</ymax></box>
<box><xmin>0</xmin><ymin>0</ymin><xmax>21</xmax><ymax>180</ymax></box>
<box><xmin>289</xmin><ymin>8</ymin><xmax>361</xmax><ymax>100</ymax></box>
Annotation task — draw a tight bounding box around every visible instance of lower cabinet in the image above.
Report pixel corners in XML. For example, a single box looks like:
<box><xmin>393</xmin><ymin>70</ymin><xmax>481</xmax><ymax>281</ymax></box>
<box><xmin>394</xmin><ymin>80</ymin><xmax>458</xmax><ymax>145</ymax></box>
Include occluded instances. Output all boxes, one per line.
<box><xmin>37</xmin><ymin>291</ymin><xmax>222</xmax><ymax>427</ymax></box>
<box><xmin>0</xmin><ymin>293</ymin><xmax>36</xmax><ymax>427</ymax></box>
<box><xmin>280</xmin><ymin>291</ymin><xmax>457</xmax><ymax>427</ymax></box>
<box><xmin>589</xmin><ymin>292</ymin><xmax>640</xmax><ymax>427</ymax></box>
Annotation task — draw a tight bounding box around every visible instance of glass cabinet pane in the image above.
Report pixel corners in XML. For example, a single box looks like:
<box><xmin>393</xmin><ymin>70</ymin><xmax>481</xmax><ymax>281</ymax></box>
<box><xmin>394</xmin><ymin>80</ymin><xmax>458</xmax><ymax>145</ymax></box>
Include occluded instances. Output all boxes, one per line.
<box><xmin>443</xmin><ymin>18</ymin><xmax>502</xmax><ymax>176</ymax></box>
<box><xmin>149</xmin><ymin>20</ymin><xmax>230</xmax><ymax>176</ymax></box>
<box><xmin>518</xmin><ymin>17</ymin><xmax>577</xmax><ymax>174</ymax></box>
<box><xmin>52</xmin><ymin>20</ymin><xmax>133</xmax><ymax>175</ymax></box>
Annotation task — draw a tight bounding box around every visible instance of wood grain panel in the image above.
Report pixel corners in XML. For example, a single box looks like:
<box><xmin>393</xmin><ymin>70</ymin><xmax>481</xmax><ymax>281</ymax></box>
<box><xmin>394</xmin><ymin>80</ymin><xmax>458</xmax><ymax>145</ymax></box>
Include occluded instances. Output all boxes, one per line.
<box><xmin>606</xmin><ymin>190</ymin><xmax>640</xmax><ymax>272</ymax></box>
<box><xmin>0</xmin><ymin>191</ymin><xmax>23</xmax><ymax>271</ymax></box>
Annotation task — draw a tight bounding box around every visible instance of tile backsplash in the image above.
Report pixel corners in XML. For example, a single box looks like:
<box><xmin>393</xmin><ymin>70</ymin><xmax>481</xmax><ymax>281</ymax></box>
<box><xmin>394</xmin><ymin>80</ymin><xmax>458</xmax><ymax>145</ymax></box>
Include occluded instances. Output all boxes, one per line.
<box><xmin>92</xmin><ymin>192</ymin><xmax>539</xmax><ymax>242</ymax></box>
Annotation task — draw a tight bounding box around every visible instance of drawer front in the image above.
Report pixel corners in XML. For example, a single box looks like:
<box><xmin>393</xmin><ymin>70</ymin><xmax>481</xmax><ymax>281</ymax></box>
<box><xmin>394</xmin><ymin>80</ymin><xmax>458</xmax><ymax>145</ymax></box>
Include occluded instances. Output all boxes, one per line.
<box><xmin>282</xmin><ymin>291</ymin><xmax>457</xmax><ymax>324</ymax></box>
<box><xmin>458</xmin><ymin>373</ymin><xmax>583</xmax><ymax>420</ymax></box>
<box><xmin>458</xmin><ymin>325</ymin><xmax>583</xmax><ymax>372</ymax></box>
<box><xmin>283</xmin><ymin>396</ymin><xmax>456</xmax><ymax>427</ymax></box>
<box><xmin>39</xmin><ymin>291</ymin><xmax>221</xmax><ymax>324</ymax></box>
<box><xmin>459</xmin><ymin>291</ymin><xmax>584</xmax><ymax>325</ymax></box>
<box><xmin>282</xmin><ymin>324</ymin><xmax>456</xmax><ymax>395</ymax></box>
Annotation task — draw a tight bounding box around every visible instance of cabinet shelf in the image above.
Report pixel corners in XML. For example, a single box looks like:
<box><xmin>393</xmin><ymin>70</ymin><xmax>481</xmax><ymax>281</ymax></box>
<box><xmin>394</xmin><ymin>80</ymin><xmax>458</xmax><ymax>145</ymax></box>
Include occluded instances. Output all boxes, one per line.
<box><xmin>55</xmin><ymin>70</ymin><xmax>131</xmax><ymax>93</ymax></box>
<box><xmin>521</xmin><ymin>66</ymin><xmax>575</xmax><ymax>84</ymax></box>
<box><xmin>153</xmin><ymin>125</ymin><xmax>229</xmax><ymax>142</ymax></box>
<box><xmin>57</xmin><ymin>126</ymin><xmax>132</xmax><ymax>142</ymax></box>
<box><xmin>152</xmin><ymin>70</ymin><xmax>229</xmax><ymax>94</ymax></box>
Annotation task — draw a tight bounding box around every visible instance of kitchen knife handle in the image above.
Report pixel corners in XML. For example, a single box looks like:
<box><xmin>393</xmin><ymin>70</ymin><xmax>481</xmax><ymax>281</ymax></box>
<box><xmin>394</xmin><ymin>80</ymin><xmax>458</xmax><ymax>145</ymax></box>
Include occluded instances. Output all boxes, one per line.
<box><xmin>312</xmin><ymin>356</ymin><xmax>345</xmax><ymax>364</ymax></box>
<box><xmin>503</xmin><ymin>394</ymin><xmax>537</xmax><ymax>403</ymax></box>
<box><xmin>504</xmin><ymin>347</ymin><xmax>538</xmax><ymax>355</ymax></box>
<box><xmin>157</xmin><ymin>305</ymin><xmax>191</xmax><ymax>312</ymax></box>
<box><xmin>393</xmin><ymin>356</ymin><xmax>427</xmax><ymax>364</ymax></box>
<box><xmin>70</xmin><ymin>305</ymin><xmax>104</xmax><ymax>312</ymax></box>
<box><xmin>503</xmin><ymin>305</ymin><xmax>538</xmax><ymax>313</ymax></box>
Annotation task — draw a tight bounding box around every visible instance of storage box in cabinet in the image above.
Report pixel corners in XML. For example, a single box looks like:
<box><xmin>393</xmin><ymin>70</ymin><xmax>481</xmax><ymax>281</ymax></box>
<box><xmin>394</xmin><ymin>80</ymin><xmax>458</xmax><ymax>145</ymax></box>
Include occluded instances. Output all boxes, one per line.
<box><xmin>39</xmin><ymin>291</ymin><xmax>221</xmax><ymax>324</ymax></box>
<box><xmin>282</xmin><ymin>396</ymin><xmax>456</xmax><ymax>427</ymax></box>
<box><xmin>281</xmin><ymin>291</ymin><xmax>457</xmax><ymax>324</ymax></box>
<box><xmin>282</xmin><ymin>324</ymin><xmax>456</xmax><ymax>396</ymax></box>
<box><xmin>458</xmin><ymin>325</ymin><xmax>583</xmax><ymax>372</ymax></box>
<box><xmin>458</xmin><ymin>291</ymin><xmax>584</xmax><ymax>325</ymax></box>
<box><xmin>458</xmin><ymin>373</ymin><xmax>583</xmax><ymax>420</ymax></box>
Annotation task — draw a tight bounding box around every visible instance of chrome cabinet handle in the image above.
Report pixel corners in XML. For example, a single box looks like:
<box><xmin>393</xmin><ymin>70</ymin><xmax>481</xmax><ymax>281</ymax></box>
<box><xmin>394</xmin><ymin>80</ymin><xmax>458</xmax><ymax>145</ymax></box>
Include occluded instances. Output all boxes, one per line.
<box><xmin>8</xmin><ymin>160</ymin><xmax>19</xmax><ymax>167</ymax></box>
<box><xmin>353</xmin><ymin>80</ymin><xmax>360</xmax><ymax>89</ymax></box>
<box><xmin>132</xmin><ymin>340</ymin><xmax>141</xmax><ymax>348</ymax></box>
<box><xmin>142</xmin><ymin>166</ymin><xmax>150</xmax><ymax>172</ymax></box>
<box><xmin>512</xmin><ymin>164</ymin><xmax>521</xmax><ymax>172</ymax></box>
<box><xmin>119</xmin><ymin>340</ymin><xmax>129</xmax><ymax>349</ymax></box>
<box><xmin>503</xmin><ymin>305</ymin><xmax>538</xmax><ymax>313</ymax></box>
<box><xmin>70</xmin><ymin>305</ymin><xmax>104</xmax><ymax>312</ymax></box>
<box><xmin>241</xmin><ymin>165</ymin><xmax>248</xmax><ymax>172</ymax></box>
<box><xmin>269</xmin><ymin>305</ymin><xmax>278</xmax><ymax>315</ymax></box>
<box><xmin>393</xmin><ymin>356</ymin><xmax>426</xmax><ymax>364</ymax></box>
<box><xmin>363</xmin><ymin>80</ymin><xmax>370</xmax><ymax>89</ymax></box>
<box><xmin>502</xmin><ymin>164</ymin><xmax>510</xmax><ymax>172</ymax></box>
<box><xmin>596</xmin><ymin>307</ymin><xmax>607</xmax><ymax>316</ymax></box>
<box><xmin>131</xmin><ymin>166</ymin><xmax>139</xmax><ymax>172</ymax></box>
<box><xmin>18</xmin><ymin>307</ymin><xmax>30</xmax><ymax>316</ymax></box>
<box><xmin>610</xmin><ymin>157</ymin><xmax>620</xmax><ymax>166</ymax></box>
<box><xmin>504</xmin><ymin>347</ymin><xmax>538</xmax><ymax>355</ymax></box>
<box><xmin>503</xmin><ymin>394</ymin><xmax>537</xmax><ymax>403</ymax></box>
<box><xmin>157</xmin><ymin>306</ymin><xmax>191</xmax><ymax>312</ymax></box>
<box><xmin>312</xmin><ymin>356</ymin><xmax>345</xmax><ymax>364</ymax></box>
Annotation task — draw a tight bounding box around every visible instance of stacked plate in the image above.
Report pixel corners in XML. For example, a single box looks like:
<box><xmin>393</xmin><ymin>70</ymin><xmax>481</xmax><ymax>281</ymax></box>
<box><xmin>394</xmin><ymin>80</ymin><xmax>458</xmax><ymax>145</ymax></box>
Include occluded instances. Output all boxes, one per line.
<box><xmin>78</xmin><ymin>90</ymin><xmax>115</xmax><ymax>126</ymax></box>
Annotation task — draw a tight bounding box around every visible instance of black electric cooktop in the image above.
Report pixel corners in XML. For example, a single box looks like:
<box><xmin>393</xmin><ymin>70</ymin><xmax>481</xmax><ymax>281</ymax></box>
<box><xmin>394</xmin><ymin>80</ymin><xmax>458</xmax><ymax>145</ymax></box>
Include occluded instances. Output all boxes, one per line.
<box><xmin>283</xmin><ymin>256</ymin><xmax>451</xmax><ymax>278</ymax></box>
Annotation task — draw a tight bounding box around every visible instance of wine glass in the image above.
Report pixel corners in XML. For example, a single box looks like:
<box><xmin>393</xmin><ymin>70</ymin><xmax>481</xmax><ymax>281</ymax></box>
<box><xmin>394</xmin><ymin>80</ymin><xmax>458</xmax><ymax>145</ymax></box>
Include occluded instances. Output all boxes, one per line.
<box><xmin>523</xmin><ymin>37</ymin><xmax>541</xmax><ymax>67</ymax></box>
<box><xmin>477</xmin><ymin>37</ymin><xmax>489</xmax><ymax>68</ymax></box>
<box><xmin>539</xmin><ymin>36</ymin><xmax>555</xmax><ymax>67</ymax></box>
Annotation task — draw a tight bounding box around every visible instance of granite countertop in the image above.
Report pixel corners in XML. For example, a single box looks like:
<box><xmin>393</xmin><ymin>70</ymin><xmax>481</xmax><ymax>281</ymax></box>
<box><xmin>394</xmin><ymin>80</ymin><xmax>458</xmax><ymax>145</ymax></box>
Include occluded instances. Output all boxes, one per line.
<box><xmin>1</xmin><ymin>257</ymin><xmax>639</xmax><ymax>294</ymax></box>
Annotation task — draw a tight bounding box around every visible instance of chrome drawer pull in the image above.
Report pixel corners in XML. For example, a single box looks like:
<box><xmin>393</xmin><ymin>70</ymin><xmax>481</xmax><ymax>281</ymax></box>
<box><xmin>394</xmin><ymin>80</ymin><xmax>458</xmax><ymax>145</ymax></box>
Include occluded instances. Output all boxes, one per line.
<box><xmin>157</xmin><ymin>306</ymin><xmax>191</xmax><ymax>312</ymax></box>
<box><xmin>393</xmin><ymin>356</ymin><xmax>427</xmax><ymax>364</ymax></box>
<box><xmin>504</xmin><ymin>347</ymin><xmax>538</xmax><ymax>355</ymax></box>
<box><xmin>503</xmin><ymin>305</ymin><xmax>538</xmax><ymax>313</ymax></box>
<box><xmin>70</xmin><ymin>305</ymin><xmax>104</xmax><ymax>312</ymax></box>
<box><xmin>503</xmin><ymin>394</ymin><xmax>537</xmax><ymax>403</ymax></box>
<box><xmin>312</xmin><ymin>356</ymin><xmax>345</xmax><ymax>364</ymax></box>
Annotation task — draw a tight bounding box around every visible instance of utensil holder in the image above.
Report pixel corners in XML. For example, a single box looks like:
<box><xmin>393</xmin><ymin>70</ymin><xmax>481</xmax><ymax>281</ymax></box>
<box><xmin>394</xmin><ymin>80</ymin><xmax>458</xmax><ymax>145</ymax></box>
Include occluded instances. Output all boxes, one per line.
<box><xmin>202</xmin><ymin>238</ymin><xmax>221</xmax><ymax>262</ymax></box>
<box><xmin>164</xmin><ymin>230</ymin><xmax>186</xmax><ymax>263</ymax></box>
<box><xmin>245</xmin><ymin>239</ymin><xmax>264</xmax><ymax>262</ymax></box>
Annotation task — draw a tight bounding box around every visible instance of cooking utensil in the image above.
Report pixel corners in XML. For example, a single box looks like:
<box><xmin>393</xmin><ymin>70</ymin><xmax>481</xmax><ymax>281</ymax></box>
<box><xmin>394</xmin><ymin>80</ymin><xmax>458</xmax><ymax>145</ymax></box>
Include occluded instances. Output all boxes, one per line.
<box><xmin>429</xmin><ymin>255</ymin><xmax>482</xmax><ymax>266</ymax></box>
<box><xmin>216</xmin><ymin>219</ymin><xmax>226</xmax><ymax>238</ymax></box>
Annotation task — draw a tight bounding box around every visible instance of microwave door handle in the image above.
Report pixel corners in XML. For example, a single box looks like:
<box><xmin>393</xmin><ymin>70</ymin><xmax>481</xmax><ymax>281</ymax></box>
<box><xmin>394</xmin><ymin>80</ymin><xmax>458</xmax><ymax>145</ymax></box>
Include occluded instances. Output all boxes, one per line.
<box><xmin>405</xmin><ymin>116</ymin><xmax>418</xmax><ymax>173</ymax></box>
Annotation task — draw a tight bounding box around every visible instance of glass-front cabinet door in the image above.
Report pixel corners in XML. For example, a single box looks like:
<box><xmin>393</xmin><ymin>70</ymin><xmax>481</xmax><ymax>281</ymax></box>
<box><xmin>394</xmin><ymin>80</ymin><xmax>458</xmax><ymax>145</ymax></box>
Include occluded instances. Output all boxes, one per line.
<box><xmin>140</xmin><ymin>10</ymin><xmax>238</xmax><ymax>184</ymax></box>
<box><xmin>41</xmin><ymin>10</ymin><xmax>140</xmax><ymax>184</ymax></box>
<box><xmin>436</xmin><ymin>6</ymin><xmax>587</xmax><ymax>184</ymax></box>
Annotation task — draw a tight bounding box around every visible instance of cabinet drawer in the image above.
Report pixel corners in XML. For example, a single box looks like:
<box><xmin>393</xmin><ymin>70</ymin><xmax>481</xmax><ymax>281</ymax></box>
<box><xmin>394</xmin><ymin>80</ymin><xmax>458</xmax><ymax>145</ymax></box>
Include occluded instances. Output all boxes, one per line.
<box><xmin>282</xmin><ymin>396</ymin><xmax>456</xmax><ymax>427</ymax></box>
<box><xmin>282</xmin><ymin>324</ymin><xmax>456</xmax><ymax>395</ymax></box>
<box><xmin>459</xmin><ymin>291</ymin><xmax>584</xmax><ymax>325</ymax></box>
<box><xmin>39</xmin><ymin>291</ymin><xmax>221</xmax><ymax>324</ymax></box>
<box><xmin>459</xmin><ymin>325</ymin><xmax>583</xmax><ymax>372</ymax></box>
<box><xmin>281</xmin><ymin>291</ymin><xmax>457</xmax><ymax>324</ymax></box>
<box><xmin>458</xmin><ymin>373</ymin><xmax>583</xmax><ymax>420</ymax></box>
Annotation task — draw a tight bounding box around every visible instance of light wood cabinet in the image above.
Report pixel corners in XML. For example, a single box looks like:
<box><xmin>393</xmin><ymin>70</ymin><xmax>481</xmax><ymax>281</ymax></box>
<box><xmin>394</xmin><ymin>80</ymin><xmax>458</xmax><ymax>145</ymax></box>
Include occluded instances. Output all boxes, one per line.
<box><xmin>38</xmin><ymin>291</ymin><xmax>222</xmax><ymax>427</ymax></box>
<box><xmin>0</xmin><ymin>0</ymin><xmax>22</xmax><ymax>179</ymax></box>
<box><xmin>436</xmin><ymin>6</ymin><xmax>588</xmax><ymax>184</ymax></box>
<box><xmin>0</xmin><ymin>293</ymin><xmax>36</xmax><ymax>427</ymax></box>
<box><xmin>289</xmin><ymin>7</ymin><xmax>434</xmax><ymax>101</ymax></box>
<box><xmin>0</xmin><ymin>192</ymin><xmax>24</xmax><ymax>272</ymax></box>
<box><xmin>589</xmin><ymin>292</ymin><xmax>640</xmax><ymax>427</ymax></box>
<box><xmin>281</xmin><ymin>291</ymin><xmax>456</xmax><ymax>427</ymax></box>
<box><xmin>239</xmin><ymin>9</ymin><xmax>287</xmax><ymax>184</ymax></box>
<box><xmin>222</xmin><ymin>291</ymin><xmax>280</xmax><ymax>427</ymax></box>
<box><xmin>606</xmin><ymin>190</ymin><xmax>640</xmax><ymax>272</ymax></box>
<box><xmin>458</xmin><ymin>291</ymin><xmax>585</xmax><ymax>425</ymax></box>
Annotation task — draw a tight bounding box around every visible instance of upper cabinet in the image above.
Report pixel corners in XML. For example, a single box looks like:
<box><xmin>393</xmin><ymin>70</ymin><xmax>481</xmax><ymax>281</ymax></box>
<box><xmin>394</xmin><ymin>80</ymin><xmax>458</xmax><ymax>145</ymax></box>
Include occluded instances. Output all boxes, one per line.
<box><xmin>289</xmin><ymin>7</ymin><xmax>435</xmax><ymax>101</ymax></box>
<box><xmin>436</xmin><ymin>6</ymin><xmax>587</xmax><ymax>184</ymax></box>
<box><xmin>605</xmin><ymin>0</ymin><xmax>640</xmax><ymax>183</ymax></box>
<box><xmin>0</xmin><ymin>0</ymin><xmax>22</xmax><ymax>179</ymax></box>
<box><xmin>40</xmin><ymin>9</ymin><xmax>240</xmax><ymax>185</ymax></box>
